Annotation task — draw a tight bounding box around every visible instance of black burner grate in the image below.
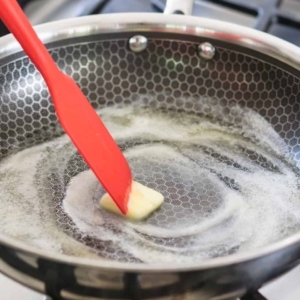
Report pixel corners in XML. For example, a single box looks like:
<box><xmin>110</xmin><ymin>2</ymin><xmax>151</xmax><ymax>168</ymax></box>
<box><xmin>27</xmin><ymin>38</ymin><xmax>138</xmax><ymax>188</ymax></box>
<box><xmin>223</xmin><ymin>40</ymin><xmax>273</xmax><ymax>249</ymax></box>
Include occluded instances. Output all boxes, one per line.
<box><xmin>153</xmin><ymin>0</ymin><xmax>300</xmax><ymax>46</ymax></box>
<box><xmin>241</xmin><ymin>291</ymin><xmax>268</xmax><ymax>300</ymax></box>
<box><xmin>3</xmin><ymin>0</ymin><xmax>300</xmax><ymax>47</ymax></box>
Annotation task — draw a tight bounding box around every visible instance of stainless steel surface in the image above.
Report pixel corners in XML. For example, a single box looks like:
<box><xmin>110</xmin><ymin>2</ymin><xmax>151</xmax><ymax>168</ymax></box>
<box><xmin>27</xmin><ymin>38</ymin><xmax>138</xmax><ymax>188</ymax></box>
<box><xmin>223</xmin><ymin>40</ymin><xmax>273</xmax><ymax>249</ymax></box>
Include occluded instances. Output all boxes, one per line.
<box><xmin>128</xmin><ymin>35</ymin><xmax>148</xmax><ymax>52</ymax></box>
<box><xmin>1</xmin><ymin>14</ymin><xmax>300</xmax><ymax>70</ymax></box>
<box><xmin>280</xmin><ymin>0</ymin><xmax>300</xmax><ymax>16</ymax></box>
<box><xmin>198</xmin><ymin>42</ymin><xmax>215</xmax><ymax>59</ymax></box>
<box><xmin>164</xmin><ymin>0</ymin><xmax>194</xmax><ymax>15</ymax></box>
<box><xmin>24</xmin><ymin>0</ymin><xmax>104</xmax><ymax>25</ymax></box>
<box><xmin>1</xmin><ymin>10</ymin><xmax>300</xmax><ymax>300</ymax></box>
<box><xmin>192</xmin><ymin>0</ymin><xmax>256</xmax><ymax>27</ymax></box>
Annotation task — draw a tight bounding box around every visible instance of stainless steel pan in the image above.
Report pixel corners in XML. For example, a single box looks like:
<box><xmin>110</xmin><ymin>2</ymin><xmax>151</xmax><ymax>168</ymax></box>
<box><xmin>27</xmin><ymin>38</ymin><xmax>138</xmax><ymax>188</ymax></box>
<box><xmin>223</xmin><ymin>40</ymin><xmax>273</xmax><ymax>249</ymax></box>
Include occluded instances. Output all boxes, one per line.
<box><xmin>1</xmin><ymin>0</ymin><xmax>300</xmax><ymax>299</ymax></box>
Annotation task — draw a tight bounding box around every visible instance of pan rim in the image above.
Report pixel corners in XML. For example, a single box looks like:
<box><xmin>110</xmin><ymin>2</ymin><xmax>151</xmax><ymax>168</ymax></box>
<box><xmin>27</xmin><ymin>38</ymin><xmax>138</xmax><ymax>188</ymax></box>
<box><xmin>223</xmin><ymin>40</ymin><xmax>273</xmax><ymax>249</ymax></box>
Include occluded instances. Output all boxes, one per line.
<box><xmin>1</xmin><ymin>12</ymin><xmax>300</xmax><ymax>271</ymax></box>
<box><xmin>1</xmin><ymin>13</ymin><xmax>300</xmax><ymax>68</ymax></box>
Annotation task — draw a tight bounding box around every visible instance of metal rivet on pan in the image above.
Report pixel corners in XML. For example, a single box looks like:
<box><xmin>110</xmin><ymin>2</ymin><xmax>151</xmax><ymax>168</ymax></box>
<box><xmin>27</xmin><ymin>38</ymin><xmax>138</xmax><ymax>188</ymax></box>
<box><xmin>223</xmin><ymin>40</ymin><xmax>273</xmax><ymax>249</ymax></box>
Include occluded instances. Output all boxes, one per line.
<box><xmin>129</xmin><ymin>35</ymin><xmax>148</xmax><ymax>53</ymax></box>
<box><xmin>198</xmin><ymin>42</ymin><xmax>216</xmax><ymax>60</ymax></box>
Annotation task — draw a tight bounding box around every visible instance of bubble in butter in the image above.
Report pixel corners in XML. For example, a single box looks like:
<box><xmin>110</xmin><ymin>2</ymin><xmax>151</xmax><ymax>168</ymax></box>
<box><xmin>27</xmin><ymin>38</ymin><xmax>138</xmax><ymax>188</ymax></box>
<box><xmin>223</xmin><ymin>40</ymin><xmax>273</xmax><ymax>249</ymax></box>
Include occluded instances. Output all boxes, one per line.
<box><xmin>100</xmin><ymin>181</ymin><xmax>164</xmax><ymax>220</ymax></box>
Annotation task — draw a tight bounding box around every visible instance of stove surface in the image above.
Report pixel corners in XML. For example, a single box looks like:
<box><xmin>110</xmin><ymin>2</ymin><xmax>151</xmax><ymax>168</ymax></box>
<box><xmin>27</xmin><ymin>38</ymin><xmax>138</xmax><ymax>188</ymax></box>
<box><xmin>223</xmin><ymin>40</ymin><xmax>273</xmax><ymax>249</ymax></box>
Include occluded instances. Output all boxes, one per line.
<box><xmin>1</xmin><ymin>0</ymin><xmax>300</xmax><ymax>299</ymax></box>
<box><xmin>2</xmin><ymin>264</ymin><xmax>300</xmax><ymax>300</ymax></box>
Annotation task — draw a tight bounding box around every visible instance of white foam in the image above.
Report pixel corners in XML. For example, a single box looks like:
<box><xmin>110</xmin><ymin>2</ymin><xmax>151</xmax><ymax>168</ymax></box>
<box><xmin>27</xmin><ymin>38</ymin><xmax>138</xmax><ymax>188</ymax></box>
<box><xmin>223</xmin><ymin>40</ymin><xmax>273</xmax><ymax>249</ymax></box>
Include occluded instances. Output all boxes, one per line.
<box><xmin>0</xmin><ymin>102</ymin><xmax>299</xmax><ymax>264</ymax></box>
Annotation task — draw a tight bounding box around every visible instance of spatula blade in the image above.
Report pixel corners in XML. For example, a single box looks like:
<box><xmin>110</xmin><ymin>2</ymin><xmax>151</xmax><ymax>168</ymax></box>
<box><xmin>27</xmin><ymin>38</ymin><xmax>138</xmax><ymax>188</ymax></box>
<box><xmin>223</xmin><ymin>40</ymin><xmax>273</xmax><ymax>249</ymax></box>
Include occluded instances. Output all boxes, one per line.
<box><xmin>50</xmin><ymin>72</ymin><xmax>132</xmax><ymax>214</ymax></box>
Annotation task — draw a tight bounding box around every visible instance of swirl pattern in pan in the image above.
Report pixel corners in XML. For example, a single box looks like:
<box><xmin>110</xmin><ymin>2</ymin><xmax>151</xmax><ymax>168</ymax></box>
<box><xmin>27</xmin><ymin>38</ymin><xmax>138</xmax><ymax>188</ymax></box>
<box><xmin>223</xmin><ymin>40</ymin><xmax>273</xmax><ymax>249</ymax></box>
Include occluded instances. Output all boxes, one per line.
<box><xmin>0</xmin><ymin>100</ymin><xmax>300</xmax><ymax>263</ymax></box>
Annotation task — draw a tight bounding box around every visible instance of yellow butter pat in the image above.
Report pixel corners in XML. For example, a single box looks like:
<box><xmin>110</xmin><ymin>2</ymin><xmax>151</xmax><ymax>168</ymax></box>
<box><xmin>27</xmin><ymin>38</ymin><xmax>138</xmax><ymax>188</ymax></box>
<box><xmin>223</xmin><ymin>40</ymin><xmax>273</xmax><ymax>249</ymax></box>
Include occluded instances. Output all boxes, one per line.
<box><xmin>99</xmin><ymin>181</ymin><xmax>164</xmax><ymax>220</ymax></box>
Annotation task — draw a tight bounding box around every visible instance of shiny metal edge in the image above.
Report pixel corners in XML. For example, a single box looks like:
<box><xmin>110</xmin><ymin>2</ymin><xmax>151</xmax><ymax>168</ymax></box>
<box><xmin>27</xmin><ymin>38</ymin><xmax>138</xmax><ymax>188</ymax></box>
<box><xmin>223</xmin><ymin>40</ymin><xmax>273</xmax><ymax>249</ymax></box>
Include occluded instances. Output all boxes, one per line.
<box><xmin>1</xmin><ymin>13</ymin><xmax>300</xmax><ymax>272</ymax></box>
<box><xmin>1</xmin><ymin>13</ymin><xmax>300</xmax><ymax>70</ymax></box>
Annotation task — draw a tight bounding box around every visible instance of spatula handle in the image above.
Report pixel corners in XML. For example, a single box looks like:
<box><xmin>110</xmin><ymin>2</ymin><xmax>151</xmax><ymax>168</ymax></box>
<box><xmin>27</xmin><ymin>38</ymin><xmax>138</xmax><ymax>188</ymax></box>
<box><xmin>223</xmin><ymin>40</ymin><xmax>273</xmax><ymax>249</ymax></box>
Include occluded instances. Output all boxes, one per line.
<box><xmin>0</xmin><ymin>0</ymin><xmax>59</xmax><ymax>81</ymax></box>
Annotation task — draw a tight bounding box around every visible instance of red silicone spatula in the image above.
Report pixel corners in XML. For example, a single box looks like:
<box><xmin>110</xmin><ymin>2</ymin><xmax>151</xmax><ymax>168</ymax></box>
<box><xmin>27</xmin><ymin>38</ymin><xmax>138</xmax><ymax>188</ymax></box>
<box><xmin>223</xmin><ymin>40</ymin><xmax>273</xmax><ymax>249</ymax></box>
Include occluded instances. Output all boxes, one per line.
<box><xmin>0</xmin><ymin>0</ymin><xmax>132</xmax><ymax>214</ymax></box>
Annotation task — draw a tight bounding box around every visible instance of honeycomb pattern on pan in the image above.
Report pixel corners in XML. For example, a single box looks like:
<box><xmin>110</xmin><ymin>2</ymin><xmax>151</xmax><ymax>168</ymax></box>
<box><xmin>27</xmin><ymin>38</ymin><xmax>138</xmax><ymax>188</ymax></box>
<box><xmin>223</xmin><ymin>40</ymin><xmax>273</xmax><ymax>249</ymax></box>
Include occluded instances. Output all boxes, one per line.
<box><xmin>1</xmin><ymin>39</ymin><xmax>300</xmax><ymax>159</ymax></box>
<box><xmin>39</xmin><ymin>133</ymin><xmax>290</xmax><ymax>262</ymax></box>
<box><xmin>1</xmin><ymin>37</ymin><xmax>300</xmax><ymax>261</ymax></box>
<box><xmin>62</xmin><ymin>140</ymin><xmax>225</xmax><ymax>227</ymax></box>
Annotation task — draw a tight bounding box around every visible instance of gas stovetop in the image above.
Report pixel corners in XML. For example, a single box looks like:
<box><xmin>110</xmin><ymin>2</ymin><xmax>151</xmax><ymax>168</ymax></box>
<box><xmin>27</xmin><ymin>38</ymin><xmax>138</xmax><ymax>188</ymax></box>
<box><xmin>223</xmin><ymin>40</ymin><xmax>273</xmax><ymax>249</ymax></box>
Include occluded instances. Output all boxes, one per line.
<box><xmin>2</xmin><ymin>264</ymin><xmax>300</xmax><ymax>300</ymax></box>
<box><xmin>1</xmin><ymin>0</ymin><xmax>300</xmax><ymax>299</ymax></box>
<box><xmin>2</xmin><ymin>0</ymin><xmax>300</xmax><ymax>46</ymax></box>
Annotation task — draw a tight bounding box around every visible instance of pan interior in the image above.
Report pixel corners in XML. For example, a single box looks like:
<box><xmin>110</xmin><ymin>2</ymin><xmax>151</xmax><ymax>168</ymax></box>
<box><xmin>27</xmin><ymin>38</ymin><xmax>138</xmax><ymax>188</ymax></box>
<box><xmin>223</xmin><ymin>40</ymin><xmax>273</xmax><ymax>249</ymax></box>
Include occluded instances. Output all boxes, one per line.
<box><xmin>1</xmin><ymin>37</ymin><xmax>300</xmax><ymax>264</ymax></box>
